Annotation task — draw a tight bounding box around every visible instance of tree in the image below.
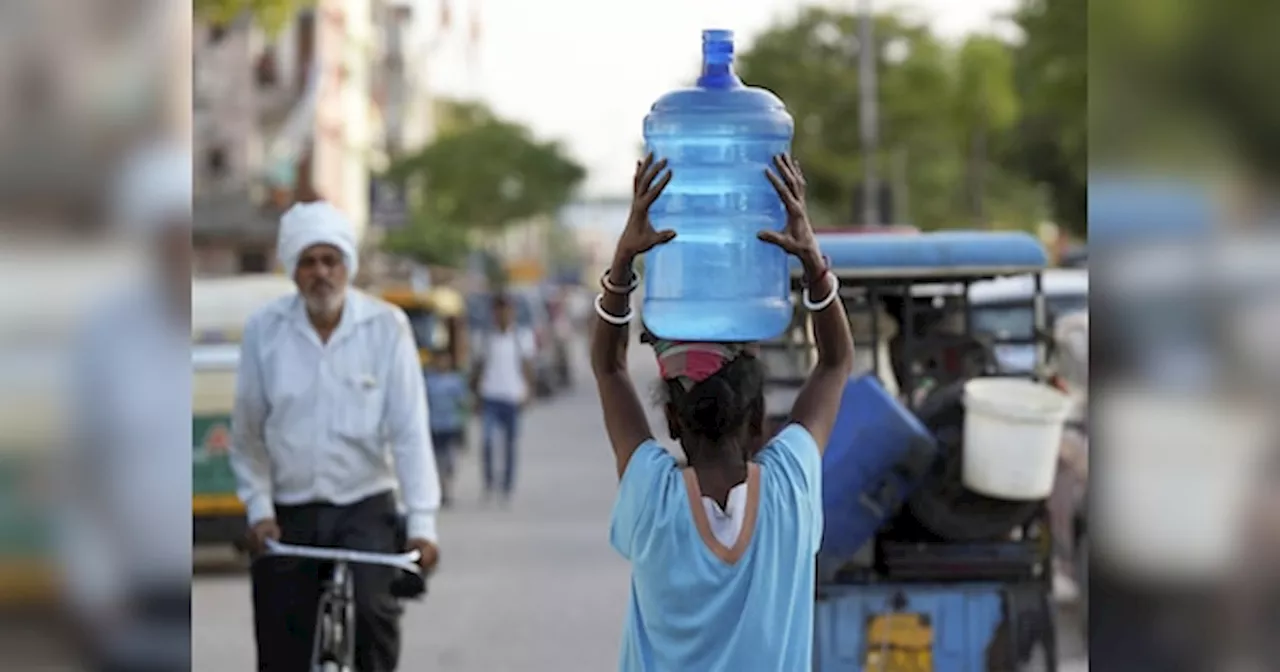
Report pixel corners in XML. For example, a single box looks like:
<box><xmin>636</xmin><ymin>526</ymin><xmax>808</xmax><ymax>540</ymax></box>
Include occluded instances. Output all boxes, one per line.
<box><xmin>193</xmin><ymin>0</ymin><xmax>314</xmax><ymax>34</ymax></box>
<box><xmin>1145</xmin><ymin>2</ymin><xmax>1280</xmax><ymax>179</ymax></box>
<box><xmin>1006</xmin><ymin>0</ymin><xmax>1087</xmax><ymax>237</ymax></box>
<box><xmin>381</xmin><ymin>100</ymin><xmax>587</xmax><ymax>266</ymax></box>
<box><xmin>736</xmin><ymin>7</ymin><xmax>1045</xmax><ymax>230</ymax></box>
<box><xmin>955</xmin><ymin>36</ymin><xmax>1021</xmax><ymax>225</ymax></box>
<box><xmin>379</xmin><ymin>218</ymin><xmax>472</xmax><ymax>268</ymax></box>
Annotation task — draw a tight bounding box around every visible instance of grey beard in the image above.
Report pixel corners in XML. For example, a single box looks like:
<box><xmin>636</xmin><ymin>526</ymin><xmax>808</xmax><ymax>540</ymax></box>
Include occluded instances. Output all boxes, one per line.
<box><xmin>304</xmin><ymin>290</ymin><xmax>345</xmax><ymax>319</ymax></box>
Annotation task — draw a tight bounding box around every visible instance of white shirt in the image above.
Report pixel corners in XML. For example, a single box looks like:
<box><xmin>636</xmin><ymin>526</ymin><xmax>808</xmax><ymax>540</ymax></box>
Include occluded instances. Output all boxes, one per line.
<box><xmin>64</xmin><ymin>283</ymin><xmax>192</xmax><ymax>611</ymax></box>
<box><xmin>702</xmin><ymin>483</ymin><xmax>750</xmax><ymax>547</ymax></box>
<box><xmin>230</xmin><ymin>290</ymin><xmax>441</xmax><ymax>542</ymax></box>
<box><xmin>477</xmin><ymin>327</ymin><xmax>536</xmax><ymax>404</ymax></box>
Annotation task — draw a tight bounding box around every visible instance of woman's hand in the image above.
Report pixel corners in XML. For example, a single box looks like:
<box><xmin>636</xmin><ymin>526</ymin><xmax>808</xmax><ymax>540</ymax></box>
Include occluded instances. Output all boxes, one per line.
<box><xmin>760</xmin><ymin>153</ymin><xmax>854</xmax><ymax>453</ymax></box>
<box><xmin>758</xmin><ymin>154</ymin><xmax>822</xmax><ymax>269</ymax></box>
<box><xmin>615</xmin><ymin>153</ymin><xmax>676</xmax><ymax>264</ymax></box>
<box><xmin>592</xmin><ymin>154</ymin><xmax>669</xmax><ymax>481</ymax></box>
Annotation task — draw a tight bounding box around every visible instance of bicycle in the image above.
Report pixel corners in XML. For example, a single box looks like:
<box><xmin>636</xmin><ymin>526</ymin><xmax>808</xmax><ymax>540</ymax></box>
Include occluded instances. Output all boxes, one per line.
<box><xmin>260</xmin><ymin>538</ymin><xmax>425</xmax><ymax>672</ymax></box>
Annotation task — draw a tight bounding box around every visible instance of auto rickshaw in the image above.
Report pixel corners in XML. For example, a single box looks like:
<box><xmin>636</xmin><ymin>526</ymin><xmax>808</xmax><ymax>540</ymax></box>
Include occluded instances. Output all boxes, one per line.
<box><xmin>423</xmin><ymin>286</ymin><xmax>470</xmax><ymax>369</ymax></box>
<box><xmin>421</xmin><ymin>287</ymin><xmax>472</xmax><ymax>445</ymax></box>
<box><xmin>0</xmin><ymin>252</ymin><xmax>138</xmax><ymax>637</ymax></box>
<box><xmin>380</xmin><ymin>287</ymin><xmax>434</xmax><ymax>366</ymax></box>
<box><xmin>763</xmin><ymin>231</ymin><xmax>1067</xmax><ymax>671</ymax></box>
<box><xmin>383</xmin><ymin>286</ymin><xmax>473</xmax><ymax>444</ymax></box>
<box><xmin>0</xmin><ymin>372</ymin><xmax>60</xmax><ymax>607</ymax></box>
<box><xmin>380</xmin><ymin>286</ymin><xmax>470</xmax><ymax>368</ymax></box>
<box><xmin>192</xmin><ymin>274</ymin><xmax>296</xmax><ymax>551</ymax></box>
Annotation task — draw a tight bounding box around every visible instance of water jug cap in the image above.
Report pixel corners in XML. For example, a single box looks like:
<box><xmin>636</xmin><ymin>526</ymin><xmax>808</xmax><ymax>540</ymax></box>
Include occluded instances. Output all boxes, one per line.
<box><xmin>702</xmin><ymin>29</ymin><xmax>734</xmax><ymax>63</ymax></box>
<box><xmin>698</xmin><ymin>29</ymin><xmax>740</xmax><ymax>89</ymax></box>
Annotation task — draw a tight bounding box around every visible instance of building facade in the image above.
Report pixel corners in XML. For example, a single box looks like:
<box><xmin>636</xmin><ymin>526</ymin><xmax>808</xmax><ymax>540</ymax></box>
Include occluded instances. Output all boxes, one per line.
<box><xmin>192</xmin><ymin>15</ymin><xmax>271</xmax><ymax>275</ymax></box>
<box><xmin>312</xmin><ymin>0</ymin><xmax>379</xmax><ymax>244</ymax></box>
<box><xmin>360</xmin><ymin>0</ymin><xmax>444</xmax><ymax>285</ymax></box>
<box><xmin>193</xmin><ymin>3</ymin><xmax>382</xmax><ymax>277</ymax></box>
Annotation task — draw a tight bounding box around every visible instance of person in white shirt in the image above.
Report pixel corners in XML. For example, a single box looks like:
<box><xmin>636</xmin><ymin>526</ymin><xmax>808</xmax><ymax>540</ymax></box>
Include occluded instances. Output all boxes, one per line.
<box><xmin>230</xmin><ymin>201</ymin><xmax>442</xmax><ymax>672</ymax></box>
<box><xmin>64</xmin><ymin>141</ymin><xmax>193</xmax><ymax>670</ymax></box>
<box><xmin>470</xmin><ymin>294</ymin><xmax>536</xmax><ymax>502</ymax></box>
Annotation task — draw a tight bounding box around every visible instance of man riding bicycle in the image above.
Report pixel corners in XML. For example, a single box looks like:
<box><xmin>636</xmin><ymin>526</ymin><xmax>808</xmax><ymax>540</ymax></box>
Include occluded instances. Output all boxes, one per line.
<box><xmin>230</xmin><ymin>201</ymin><xmax>443</xmax><ymax>671</ymax></box>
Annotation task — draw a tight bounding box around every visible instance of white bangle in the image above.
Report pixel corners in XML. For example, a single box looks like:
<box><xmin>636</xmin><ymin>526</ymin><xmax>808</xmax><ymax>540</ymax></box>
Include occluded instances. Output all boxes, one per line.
<box><xmin>594</xmin><ymin>293</ymin><xmax>634</xmax><ymax>325</ymax></box>
<box><xmin>600</xmin><ymin>268</ymin><xmax>640</xmax><ymax>294</ymax></box>
<box><xmin>802</xmin><ymin>272</ymin><xmax>840</xmax><ymax>311</ymax></box>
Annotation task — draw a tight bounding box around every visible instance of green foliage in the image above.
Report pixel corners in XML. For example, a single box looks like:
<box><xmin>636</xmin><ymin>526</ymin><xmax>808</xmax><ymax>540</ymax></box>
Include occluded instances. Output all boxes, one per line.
<box><xmin>381</xmin><ymin>100</ymin><xmax>587</xmax><ymax>267</ymax></box>
<box><xmin>1008</xmin><ymin>0</ymin><xmax>1087</xmax><ymax>237</ymax></box>
<box><xmin>956</xmin><ymin>36</ymin><xmax>1020</xmax><ymax>133</ymax></box>
<box><xmin>1098</xmin><ymin>0</ymin><xmax>1280</xmax><ymax>179</ymax></box>
<box><xmin>193</xmin><ymin>0</ymin><xmax>314</xmax><ymax>35</ymax></box>
<box><xmin>380</xmin><ymin>216</ymin><xmax>471</xmax><ymax>267</ymax></box>
<box><xmin>736</xmin><ymin>7</ymin><xmax>1046</xmax><ymax>231</ymax></box>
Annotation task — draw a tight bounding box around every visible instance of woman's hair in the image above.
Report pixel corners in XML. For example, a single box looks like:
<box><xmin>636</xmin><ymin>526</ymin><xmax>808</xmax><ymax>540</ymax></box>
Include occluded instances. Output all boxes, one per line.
<box><xmin>659</xmin><ymin>354</ymin><xmax>766</xmax><ymax>450</ymax></box>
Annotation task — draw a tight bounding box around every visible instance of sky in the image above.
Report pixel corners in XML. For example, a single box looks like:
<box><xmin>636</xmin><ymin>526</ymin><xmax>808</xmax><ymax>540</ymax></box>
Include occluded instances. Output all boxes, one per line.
<box><xmin>419</xmin><ymin>0</ymin><xmax>1019</xmax><ymax>198</ymax></box>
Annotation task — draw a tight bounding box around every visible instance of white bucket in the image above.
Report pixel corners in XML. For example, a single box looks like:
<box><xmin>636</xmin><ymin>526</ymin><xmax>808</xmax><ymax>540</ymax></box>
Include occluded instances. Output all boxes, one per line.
<box><xmin>1092</xmin><ymin>388</ymin><xmax>1272</xmax><ymax>583</ymax></box>
<box><xmin>962</xmin><ymin>378</ymin><xmax>1073</xmax><ymax>500</ymax></box>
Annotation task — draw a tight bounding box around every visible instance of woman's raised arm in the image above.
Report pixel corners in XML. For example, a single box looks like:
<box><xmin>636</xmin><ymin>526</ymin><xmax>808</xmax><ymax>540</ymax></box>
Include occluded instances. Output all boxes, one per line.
<box><xmin>591</xmin><ymin>154</ymin><xmax>676</xmax><ymax>478</ymax></box>
<box><xmin>758</xmin><ymin>155</ymin><xmax>855</xmax><ymax>452</ymax></box>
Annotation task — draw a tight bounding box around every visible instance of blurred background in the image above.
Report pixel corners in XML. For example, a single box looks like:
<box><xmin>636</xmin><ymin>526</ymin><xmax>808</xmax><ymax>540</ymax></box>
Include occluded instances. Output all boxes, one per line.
<box><xmin>184</xmin><ymin>0</ymin><xmax>1094</xmax><ymax>670</ymax></box>
<box><xmin>1</xmin><ymin>0</ymin><xmax>1278</xmax><ymax>668</ymax></box>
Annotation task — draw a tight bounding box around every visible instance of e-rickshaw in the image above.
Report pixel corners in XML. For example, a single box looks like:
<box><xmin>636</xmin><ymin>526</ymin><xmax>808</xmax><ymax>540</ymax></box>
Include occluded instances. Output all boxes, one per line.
<box><xmin>0</xmin><ymin>368</ymin><xmax>60</xmax><ymax>607</ymax></box>
<box><xmin>420</xmin><ymin>287</ymin><xmax>473</xmax><ymax>446</ymax></box>
<box><xmin>191</xmin><ymin>274</ymin><xmax>297</xmax><ymax>550</ymax></box>
<box><xmin>382</xmin><ymin>286</ymin><xmax>472</xmax><ymax>448</ymax></box>
<box><xmin>423</xmin><ymin>287</ymin><xmax>470</xmax><ymax>370</ymax></box>
<box><xmin>380</xmin><ymin>287</ymin><xmax>434</xmax><ymax>367</ymax></box>
<box><xmin>763</xmin><ymin>231</ymin><xmax>1064</xmax><ymax>671</ymax></box>
<box><xmin>380</xmin><ymin>286</ymin><xmax>470</xmax><ymax>369</ymax></box>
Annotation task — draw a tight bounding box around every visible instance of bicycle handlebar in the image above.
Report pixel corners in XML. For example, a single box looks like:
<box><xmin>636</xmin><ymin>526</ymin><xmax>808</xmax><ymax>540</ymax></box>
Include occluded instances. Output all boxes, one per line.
<box><xmin>261</xmin><ymin>539</ymin><xmax>423</xmax><ymax>575</ymax></box>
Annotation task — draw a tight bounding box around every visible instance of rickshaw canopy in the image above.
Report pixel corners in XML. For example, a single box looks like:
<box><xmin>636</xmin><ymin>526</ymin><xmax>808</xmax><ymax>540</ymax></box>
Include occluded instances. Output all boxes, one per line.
<box><xmin>790</xmin><ymin>231</ymin><xmax>1049</xmax><ymax>280</ymax></box>
<box><xmin>380</xmin><ymin>287</ymin><xmax>433</xmax><ymax>310</ymax></box>
<box><xmin>424</xmin><ymin>287</ymin><xmax>465</xmax><ymax>318</ymax></box>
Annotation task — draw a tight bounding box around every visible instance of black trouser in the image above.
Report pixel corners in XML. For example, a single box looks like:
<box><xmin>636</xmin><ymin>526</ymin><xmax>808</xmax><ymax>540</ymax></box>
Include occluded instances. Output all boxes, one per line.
<box><xmin>251</xmin><ymin>492</ymin><xmax>402</xmax><ymax>671</ymax></box>
<box><xmin>97</xmin><ymin>587</ymin><xmax>192</xmax><ymax>672</ymax></box>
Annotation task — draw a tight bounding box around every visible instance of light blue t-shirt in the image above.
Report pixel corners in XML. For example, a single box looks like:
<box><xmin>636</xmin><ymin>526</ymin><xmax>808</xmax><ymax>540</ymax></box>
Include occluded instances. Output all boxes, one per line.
<box><xmin>609</xmin><ymin>424</ymin><xmax>824</xmax><ymax>672</ymax></box>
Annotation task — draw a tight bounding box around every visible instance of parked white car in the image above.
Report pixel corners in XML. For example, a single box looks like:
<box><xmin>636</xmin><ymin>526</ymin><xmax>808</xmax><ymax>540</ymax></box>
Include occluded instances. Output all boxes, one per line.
<box><xmin>968</xmin><ymin>268</ymin><xmax>1088</xmax><ymax>374</ymax></box>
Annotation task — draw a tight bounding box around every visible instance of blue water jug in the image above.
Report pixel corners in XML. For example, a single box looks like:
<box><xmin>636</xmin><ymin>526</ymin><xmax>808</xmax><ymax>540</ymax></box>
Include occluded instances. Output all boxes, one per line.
<box><xmin>641</xmin><ymin>29</ymin><xmax>795</xmax><ymax>342</ymax></box>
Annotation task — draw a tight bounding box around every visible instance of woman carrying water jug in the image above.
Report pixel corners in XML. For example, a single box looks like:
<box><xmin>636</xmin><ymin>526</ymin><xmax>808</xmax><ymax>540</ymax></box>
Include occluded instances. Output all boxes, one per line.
<box><xmin>590</xmin><ymin>152</ymin><xmax>855</xmax><ymax>670</ymax></box>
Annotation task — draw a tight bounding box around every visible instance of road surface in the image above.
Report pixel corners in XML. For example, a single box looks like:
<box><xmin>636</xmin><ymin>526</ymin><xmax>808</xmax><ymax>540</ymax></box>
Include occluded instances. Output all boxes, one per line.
<box><xmin>193</xmin><ymin>341</ymin><xmax>1086</xmax><ymax>670</ymax></box>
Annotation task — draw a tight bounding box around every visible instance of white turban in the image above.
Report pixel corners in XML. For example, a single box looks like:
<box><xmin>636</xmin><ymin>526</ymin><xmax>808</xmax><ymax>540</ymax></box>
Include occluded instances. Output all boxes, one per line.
<box><xmin>113</xmin><ymin>142</ymin><xmax>192</xmax><ymax>236</ymax></box>
<box><xmin>277</xmin><ymin>200</ymin><xmax>360</xmax><ymax>280</ymax></box>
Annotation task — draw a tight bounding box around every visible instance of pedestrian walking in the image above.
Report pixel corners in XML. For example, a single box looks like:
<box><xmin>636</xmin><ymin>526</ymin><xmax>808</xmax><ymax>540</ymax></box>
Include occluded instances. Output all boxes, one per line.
<box><xmin>591</xmin><ymin>154</ymin><xmax>855</xmax><ymax>670</ymax></box>
<box><xmin>425</xmin><ymin>351</ymin><xmax>468</xmax><ymax>507</ymax></box>
<box><xmin>229</xmin><ymin>200</ymin><xmax>442</xmax><ymax>672</ymax></box>
<box><xmin>470</xmin><ymin>294</ymin><xmax>536</xmax><ymax>503</ymax></box>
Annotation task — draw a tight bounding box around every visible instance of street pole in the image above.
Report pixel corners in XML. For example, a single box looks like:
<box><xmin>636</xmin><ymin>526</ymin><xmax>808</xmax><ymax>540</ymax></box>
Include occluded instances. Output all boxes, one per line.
<box><xmin>858</xmin><ymin>0</ymin><xmax>880</xmax><ymax>227</ymax></box>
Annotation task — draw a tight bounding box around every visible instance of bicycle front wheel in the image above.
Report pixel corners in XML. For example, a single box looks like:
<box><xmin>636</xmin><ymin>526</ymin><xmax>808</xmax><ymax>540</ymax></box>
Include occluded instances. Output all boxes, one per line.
<box><xmin>313</xmin><ymin>601</ymin><xmax>350</xmax><ymax>672</ymax></box>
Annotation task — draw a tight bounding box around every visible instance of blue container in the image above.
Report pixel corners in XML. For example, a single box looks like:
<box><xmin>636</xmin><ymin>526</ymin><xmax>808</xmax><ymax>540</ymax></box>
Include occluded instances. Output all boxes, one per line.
<box><xmin>819</xmin><ymin>376</ymin><xmax>937</xmax><ymax>566</ymax></box>
<box><xmin>641</xmin><ymin>29</ymin><xmax>795</xmax><ymax>342</ymax></box>
<box><xmin>814</xmin><ymin>584</ymin><xmax>1009</xmax><ymax>672</ymax></box>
